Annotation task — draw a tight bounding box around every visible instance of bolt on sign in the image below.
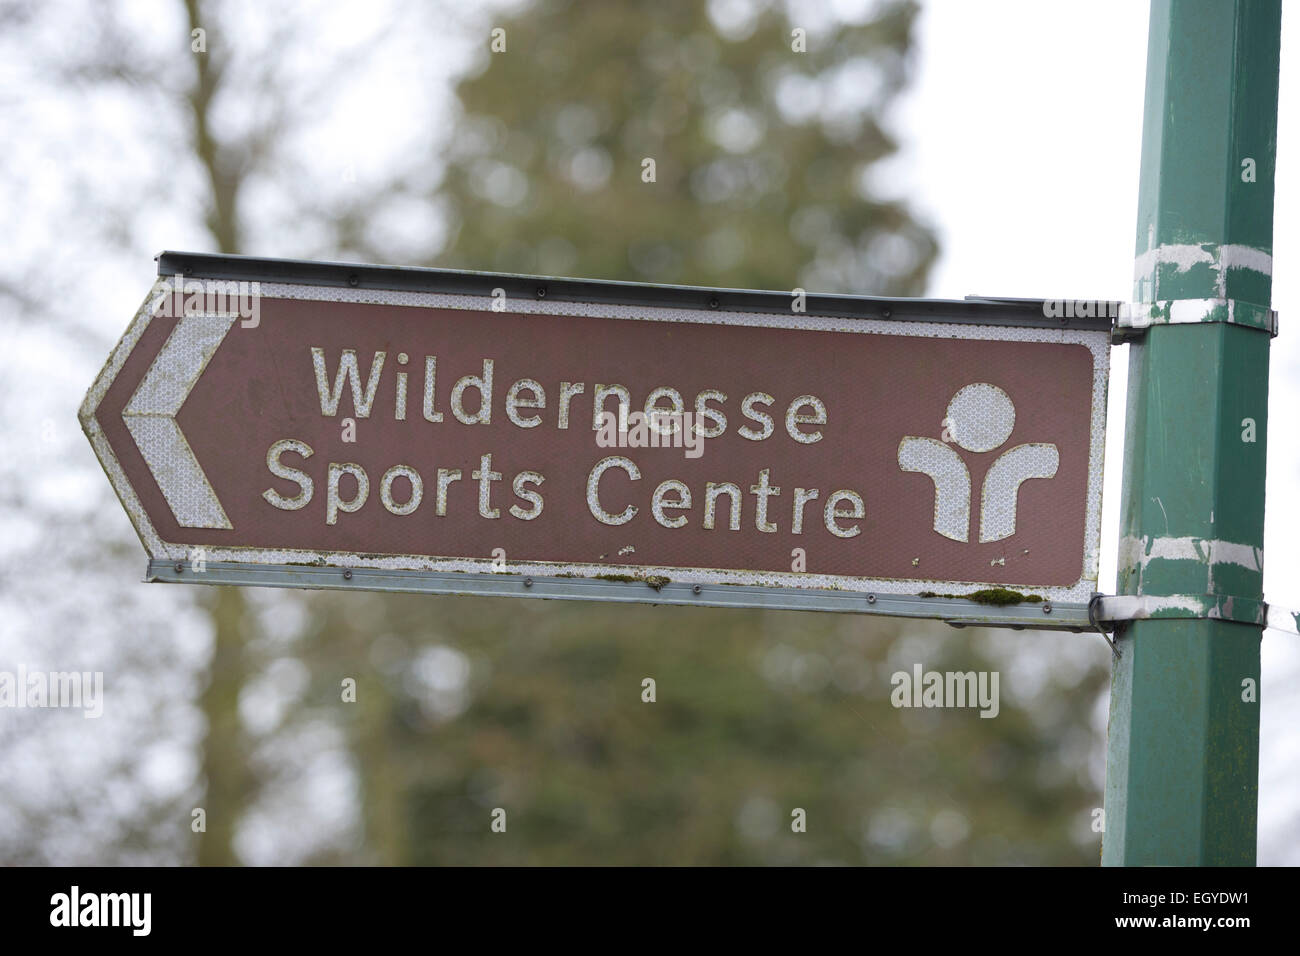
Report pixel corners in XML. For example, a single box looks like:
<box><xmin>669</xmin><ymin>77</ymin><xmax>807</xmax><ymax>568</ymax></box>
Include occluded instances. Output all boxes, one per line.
<box><xmin>80</xmin><ymin>253</ymin><xmax>1111</xmax><ymax>629</ymax></box>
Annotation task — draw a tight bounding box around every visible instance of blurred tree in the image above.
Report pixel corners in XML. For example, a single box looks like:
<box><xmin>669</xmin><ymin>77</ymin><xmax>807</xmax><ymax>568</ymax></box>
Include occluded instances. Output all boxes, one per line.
<box><xmin>0</xmin><ymin>0</ymin><xmax>435</xmax><ymax>865</ymax></box>
<box><xmin>436</xmin><ymin>0</ymin><xmax>936</xmax><ymax>294</ymax></box>
<box><xmin>168</xmin><ymin>0</ymin><xmax>431</xmax><ymax>865</ymax></box>
<box><xmin>296</xmin><ymin>0</ymin><xmax>1108</xmax><ymax>865</ymax></box>
<box><xmin>313</xmin><ymin>590</ymin><xmax>1105</xmax><ymax>865</ymax></box>
<box><xmin>180</xmin><ymin>0</ymin><xmax>253</xmax><ymax>866</ymax></box>
<box><xmin>0</xmin><ymin>0</ymin><xmax>1111</xmax><ymax>867</ymax></box>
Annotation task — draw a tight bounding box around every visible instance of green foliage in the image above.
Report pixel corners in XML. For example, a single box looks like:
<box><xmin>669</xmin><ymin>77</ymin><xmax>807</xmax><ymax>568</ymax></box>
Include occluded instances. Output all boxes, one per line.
<box><xmin>297</xmin><ymin>0</ymin><xmax>1107</xmax><ymax>865</ymax></box>
<box><xmin>435</xmin><ymin>0</ymin><xmax>936</xmax><ymax>295</ymax></box>
<box><xmin>307</xmin><ymin>591</ymin><xmax>1104</xmax><ymax>865</ymax></box>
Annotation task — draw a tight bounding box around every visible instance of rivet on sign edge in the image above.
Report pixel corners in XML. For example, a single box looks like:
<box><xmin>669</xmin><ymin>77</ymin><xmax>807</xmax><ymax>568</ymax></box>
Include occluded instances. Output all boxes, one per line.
<box><xmin>881</xmin><ymin>309</ymin><xmax>891</xmax><ymax>319</ymax></box>
<box><xmin>347</xmin><ymin>274</ymin><xmax>359</xmax><ymax>287</ymax></box>
<box><xmin>866</xmin><ymin>593</ymin><xmax>876</xmax><ymax>604</ymax></box>
<box><xmin>174</xmin><ymin>562</ymin><xmax>184</xmax><ymax>573</ymax></box>
<box><xmin>524</xmin><ymin>577</ymin><xmax>533</xmax><ymax>587</ymax></box>
<box><xmin>692</xmin><ymin>585</ymin><xmax>702</xmax><ymax>595</ymax></box>
<box><xmin>1042</xmin><ymin>603</ymin><xmax>1053</xmax><ymax>614</ymax></box>
<box><xmin>343</xmin><ymin>569</ymin><xmax>353</xmax><ymax>580</ymax></box>
<box><xmin>708</xmin><ymin>298</ymin><xmax>720</xmax><ymax>309</ymax></box>
<box><xmin>536</xmin><ymin>287</ymin><xmax>547</xmax><ymax>299</ymax></box>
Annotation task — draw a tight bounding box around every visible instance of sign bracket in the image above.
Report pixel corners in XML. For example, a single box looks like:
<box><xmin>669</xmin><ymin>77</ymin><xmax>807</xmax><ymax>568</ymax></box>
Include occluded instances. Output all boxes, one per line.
<box><xmin>1111</xmin><ymin>299</ymin><xmax>1278</xmax><ymax>342</ymax></box>
<box><xmin>1090</xmin><ymin>592</ymin><xmax>1299</xmax><ymax>636</ymax></box>
<box><xmin>145</xmin><ymin>559</ymin><xmax>1100</xmax><ymax>632</ymax></box>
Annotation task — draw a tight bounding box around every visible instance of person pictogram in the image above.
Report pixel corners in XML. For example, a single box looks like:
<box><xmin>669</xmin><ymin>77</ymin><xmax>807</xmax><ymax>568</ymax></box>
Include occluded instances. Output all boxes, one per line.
<box><xmin>898</xmin><ymin>383</ymin><xmax>1058</xmax><ymax>543</ymax></box>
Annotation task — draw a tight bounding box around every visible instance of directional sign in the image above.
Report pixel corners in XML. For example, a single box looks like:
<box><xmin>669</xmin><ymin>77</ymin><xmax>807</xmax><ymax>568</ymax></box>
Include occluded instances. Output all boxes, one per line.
<box><xmin>81</xmin><ymin>252</ymin><xmax>1110</xmax><ymax>628</ymax></box>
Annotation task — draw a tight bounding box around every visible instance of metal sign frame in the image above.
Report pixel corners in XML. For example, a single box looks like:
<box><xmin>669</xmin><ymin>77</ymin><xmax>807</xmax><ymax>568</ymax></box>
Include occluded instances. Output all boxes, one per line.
<box><xmin>84</xmin><ymin>250</ymin><xmax>1112</xmax><ymax>631</ymax></box>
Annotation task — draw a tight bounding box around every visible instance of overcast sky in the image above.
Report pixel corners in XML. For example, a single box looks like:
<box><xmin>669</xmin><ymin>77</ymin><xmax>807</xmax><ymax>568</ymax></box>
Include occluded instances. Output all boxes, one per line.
<box><xmin>894</xmin><ymin>0</ymin><xmax>1300</xmax><ymax>861</ymax></box>
<box><xmin>3</xmin><ymin>0</ymin><xmax>1293</xmax><ymax>864</ymax></box>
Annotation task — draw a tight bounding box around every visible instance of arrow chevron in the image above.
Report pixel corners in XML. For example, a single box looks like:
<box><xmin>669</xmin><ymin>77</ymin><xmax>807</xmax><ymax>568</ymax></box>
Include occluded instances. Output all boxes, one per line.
<box><xmin>123</xmin><ymin>313</ymin><xmax>237</xmax><ymax>530</ymax></box>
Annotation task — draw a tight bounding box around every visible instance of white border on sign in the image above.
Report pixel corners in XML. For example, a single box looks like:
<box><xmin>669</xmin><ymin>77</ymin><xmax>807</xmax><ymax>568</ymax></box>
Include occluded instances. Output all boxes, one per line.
<box><xmin>80</xmin><ymin>280</ymin><xmax>1110</xmax><ymax>603</ymax></box>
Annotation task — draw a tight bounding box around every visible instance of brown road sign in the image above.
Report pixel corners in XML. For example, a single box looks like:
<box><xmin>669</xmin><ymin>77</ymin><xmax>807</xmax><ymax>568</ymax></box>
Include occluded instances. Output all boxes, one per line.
<box><xmin>80</xmin><ymin>253</ymin><xmax>1110</xmax><ymax>626</ymax></box>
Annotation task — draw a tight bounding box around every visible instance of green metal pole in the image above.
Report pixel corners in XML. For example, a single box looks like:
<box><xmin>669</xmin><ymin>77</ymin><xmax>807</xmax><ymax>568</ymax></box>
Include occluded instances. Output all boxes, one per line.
<box><xmin>1103</xmin><ymin>0</ymin><xmax>1280</xmax><ymax>866</ymax></box>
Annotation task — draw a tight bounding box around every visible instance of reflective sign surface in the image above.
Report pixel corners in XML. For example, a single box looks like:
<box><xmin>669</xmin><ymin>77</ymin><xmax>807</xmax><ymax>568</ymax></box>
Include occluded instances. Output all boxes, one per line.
<box><xmin>82</xmin><ymin>254</ymin><xmax>1110</xmax><ymax>614</ymax></box>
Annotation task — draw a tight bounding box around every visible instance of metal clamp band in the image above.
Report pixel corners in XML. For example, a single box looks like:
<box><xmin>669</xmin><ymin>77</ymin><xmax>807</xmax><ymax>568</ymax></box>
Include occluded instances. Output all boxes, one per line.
<box><xmin>1090</xmin><ymin>593</ymin><xmax>1298</xmax><ymax>635</ymax></box>
<box><xmin>1112</xmin><ymin>299</ymin><xmax>1278</xmax><ymax>343</ymax></box>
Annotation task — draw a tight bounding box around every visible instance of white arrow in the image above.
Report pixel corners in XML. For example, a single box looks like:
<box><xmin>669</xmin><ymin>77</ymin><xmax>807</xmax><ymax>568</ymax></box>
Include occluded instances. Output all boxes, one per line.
<box><xmin>123</xmin><ymin>313</ymin><xmax>236</xmax><ymax>529</ymax></box>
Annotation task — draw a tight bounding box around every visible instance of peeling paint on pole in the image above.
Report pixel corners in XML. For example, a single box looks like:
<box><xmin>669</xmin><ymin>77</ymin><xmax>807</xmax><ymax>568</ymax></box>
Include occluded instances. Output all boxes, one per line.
<box><xmin>1104</xmin><ymin>0</ymin><xmax>1279</xmax><ymax>867</ymax></box>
